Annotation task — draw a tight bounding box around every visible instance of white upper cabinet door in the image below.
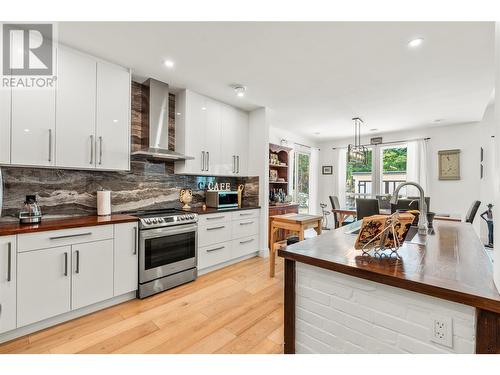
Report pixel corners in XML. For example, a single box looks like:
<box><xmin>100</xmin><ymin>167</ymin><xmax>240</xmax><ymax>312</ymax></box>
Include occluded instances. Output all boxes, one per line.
<box><xmin>96</xmin><ymin>61</ymin><xmax>131</xmax><ymax>171</ymax></box>
<box><xmin>204</xmin><ymin>97</ymin><xmax>222</xmax><ymax>175</ymax></box>
<box><xmin>11</xmin><ymin>79</ymin><xmax>56</xmax><ymax>167</ymax></box>
<box><xmin>174</xmin><ymin>90</ymin><xmax>207</xmax><ymax>175</ymax></box>
<box><xmin>113</xmin><ymin>222</ymin><xmax>138</xmax><ymax>296</ymax></box>
<box><xmin>56</xmin><ymin>47</ymin><xmax>97</xmax><ymax>169</ymax></box>
<box><xmin>0</xmin><ymin>236</ymin><xmax>16</xmax><ymax>334</ymax></box>
<box><xmin>71</xmin><ymin>239</ymin><xmax>114</xmax><ymax>310</ymax></box>
<box><xmin>0</xmin><ymin>79</ymin><xmax>11</xmax><ymax>164</ymax></box>
<box><xmin>220</xmin><ymin>103</ymin><xmax>238</xmax><ymax>175</ymax></box>
<box><xmin>17</xmin><ymin>246</ymin><xmax>71</xmax><ymax>327</ymax></box>
<box><xmin>234</xmin><ymin>109</ymin><xmax>249</xmax><ymax>175</ymax></box>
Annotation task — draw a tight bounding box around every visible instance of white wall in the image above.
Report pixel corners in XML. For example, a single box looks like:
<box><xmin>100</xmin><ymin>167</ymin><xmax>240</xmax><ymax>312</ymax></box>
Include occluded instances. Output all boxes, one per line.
<box><xmin>317</xmin><ymin>116</ymin><xmax>494</xmax><ymax>235</ymax></box>
<box><xmin>494</xmin><ymin>22</ymin><xmax>500</xmax><ymax>293</ymax></box>
<box><xmin>248</xmin><ymin>108</ymin><xmax>270</xmax><ymax>256</ymax></box>
<box><xmin>296</xmin><ymin>263</ymin><xmax>476</xmax><ymax>354</ymax></box>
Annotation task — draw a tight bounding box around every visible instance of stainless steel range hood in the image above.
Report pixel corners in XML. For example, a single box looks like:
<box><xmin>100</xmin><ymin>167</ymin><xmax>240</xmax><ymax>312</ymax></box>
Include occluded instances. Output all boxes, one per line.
<box><xmin>131</xmin><ymin>78</ymin><xmax>193</xmax><ymax>161</ymax></box>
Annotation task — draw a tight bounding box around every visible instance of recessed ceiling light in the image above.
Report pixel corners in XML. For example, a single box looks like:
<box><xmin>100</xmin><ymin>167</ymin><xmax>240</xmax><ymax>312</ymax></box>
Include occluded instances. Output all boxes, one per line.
<box><xmin>234</xmin><ymin>85</ymin><xmax>246</xmax><ymax>97</ymax></box>
<box><xmin>408</xmin><ymin>38</ymin><xmax>424</xmax><ymax>48</ymax></box>
<box><xmin>176</xmin><ymin>112</ymin><xmax>181</xmax><ymax>116</ymax></box>
<box><xmin>370</xmin><ymin>128</ymin><xmax>378</xmax><ymax>132</ymax></box>
<box><xmin>201</xmin><ymin>107</ymin><xmax>207</xmax><ymax>111</ymax></box>
<box><xmin>164</xmin><ymin>60</ymin><xmax>175</xmax><ymax>68</ymax></box>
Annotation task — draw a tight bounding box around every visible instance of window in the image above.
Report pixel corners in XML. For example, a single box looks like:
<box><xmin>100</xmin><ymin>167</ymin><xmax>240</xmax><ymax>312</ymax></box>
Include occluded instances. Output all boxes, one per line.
<box><xmin>380</xmin><ymin>145</ymin><xmax>407</xmax><ymax>195</ymax></box>
<box><xmin>294</xmin><ymin>151</ymin><xmax>311</xmax><ymax>213</ymax></box>
<box><xmin>345</xmin><ymin>148</ymin><xmax>373</xmax><ymax>208</ymax></box>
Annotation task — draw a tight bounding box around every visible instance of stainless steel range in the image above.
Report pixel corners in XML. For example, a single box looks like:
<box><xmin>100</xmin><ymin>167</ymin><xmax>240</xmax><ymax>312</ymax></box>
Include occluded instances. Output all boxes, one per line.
<box><xmin>124</xmin><ymin>209</ymin><xmax>198</xmax><ymax>299</ymax></box>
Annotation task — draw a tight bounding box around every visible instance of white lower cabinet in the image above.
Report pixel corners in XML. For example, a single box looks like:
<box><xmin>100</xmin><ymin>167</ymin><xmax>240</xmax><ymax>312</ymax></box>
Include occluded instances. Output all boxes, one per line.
<box><xmin>113</xmin><ymin>223</ymin><xmax>138</xmax><ymax>296</ymax></box>
<box><xmin>0</xmin><ymin>236</ymin><xmax>16</xmax><ymax>334</ymax></box>
<box><xmin>9</xmin><ymin>222</ymin><xmax>138</xmax><ymax>333</ymax></box>
<box><xmin>72</xmin><ymin>240</ymin><xmax>114</xmax><ymax>310</ymax></box>
<box><xmin>197</xmin><ymin>209</ymin><xmax>260</xmax><ymax>272</ymax></box>
<box><xmin>17</xmin><ymin>246</ymin><xmax>72</xmax><ymax>327</ymax></box>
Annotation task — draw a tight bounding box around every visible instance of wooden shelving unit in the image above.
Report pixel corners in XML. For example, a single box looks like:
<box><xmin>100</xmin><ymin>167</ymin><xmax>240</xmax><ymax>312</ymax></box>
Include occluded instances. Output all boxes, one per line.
<box><xmin>269</xmin><ymin>143</ymin><xmax>292</xmax><ymax>197</ymax></box>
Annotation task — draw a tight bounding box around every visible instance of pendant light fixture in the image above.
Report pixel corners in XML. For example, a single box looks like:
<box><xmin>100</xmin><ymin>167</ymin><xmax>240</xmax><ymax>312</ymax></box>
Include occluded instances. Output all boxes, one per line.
<box><xmin>347</xmin><ymin>117</ymin><xmax>368</xmax><ymax>165</ymax></box>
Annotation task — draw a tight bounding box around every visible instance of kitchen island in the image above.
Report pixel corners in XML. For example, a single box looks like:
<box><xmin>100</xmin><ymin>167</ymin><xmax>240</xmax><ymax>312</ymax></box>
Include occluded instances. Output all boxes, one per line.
<box><xmin>278</xmin><ymin>221</ymin><xmax>500</xmax><ymax>354</ymax></box>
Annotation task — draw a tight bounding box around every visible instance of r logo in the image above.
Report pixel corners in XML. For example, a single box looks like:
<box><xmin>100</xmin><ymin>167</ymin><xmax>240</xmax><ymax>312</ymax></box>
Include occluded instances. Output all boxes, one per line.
<box><xmin>2</xmin><ymin>24</ymin><xmax>53</xmax><ymax>76</ymax></box>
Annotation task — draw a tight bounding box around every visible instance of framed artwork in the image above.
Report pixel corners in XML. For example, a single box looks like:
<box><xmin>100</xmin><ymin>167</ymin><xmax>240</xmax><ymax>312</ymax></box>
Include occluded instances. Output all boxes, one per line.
<box><xmin>438</xmin><ymin>149</ymin><xmax>461</xmax><ymax>180</ymax></box>
<box><xmin>322</xmin><ymin>165</ymin><xmax>333</xmax><ymax>175</ymax></box>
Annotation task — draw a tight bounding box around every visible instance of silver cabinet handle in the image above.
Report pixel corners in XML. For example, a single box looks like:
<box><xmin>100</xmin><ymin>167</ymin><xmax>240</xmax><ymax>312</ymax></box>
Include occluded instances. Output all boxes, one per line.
<box><xmin>90</xmin><ymin>135</ymin><xmax>94</xmax><ymax>164</ymax></box>
<box><xmin>133</xmin><ymin>226</ymin><xmax>137</xmax><ymax>255</ymax></box>
<box><xmin>240</xmin><ymin>238</ymin><xmax>254</xmax><ymax>244</ymax></box>
<box><xmin>206</xmin><ymin>151</ymin><xmax>210</xmax><ymax>171</ymax></box>
<box><xmin>7</xmin><ymin>242</ymin><xmax>12</xmax><ymax>282</ymax></box>
<box><xmin>75</xmin><ymin>250</ymin><xmax>80</xmax><ymax>274</ymax></box>
<box><xmin>201</xmin><ymin>151</ymin><xmax>205</xmax><ymax>171</ymax></box>
<box><xmin>98</xmin><ymin>136</ymin><xmax>103</xmax><ymax>165</ymax></box>
<box><xmin>206</xmin><ymin>225</ymin><xmax>225</xmax><ymax>231</ymax></box>
<box><xmin>232</xmin><ymin>155</ymin><xmax>236</xmax><ymax>173</ymax></box>
<box><xmin>239</xmin><ymin>212</ymin><xmax>253</xmax><ymax>216</ymax></box>
<box><xmin>207</xmin><ymin>246</ymin><xmax>225</xmax><ymax>253</ymax></box>
<box><xmin>240</xmin><ymin>221</ymin><xmax>254</xmax><ymax>225</ymax></box>
<box><xmin>64</xmin><ymin>252</ymin><xmax>68</xmax><ymax>276</ymax></box>
<box><xmin>50</xmin><ymin>232</ymin><xmax>92</xmax><ymax>240</ymax></box>
<box><xmin>206</xmin><ymin>216</ymin><xmax>225</xmax><ymax>220</ymax></box>
<box><xmin>48</xmin><ymin>129</ymin><xmax>52</xmax><ymax>162</ymax></box>
<box><xmin>237</xmin><ymin>155</ymin><xmax>240</xmax><ymax>173</ymax></box>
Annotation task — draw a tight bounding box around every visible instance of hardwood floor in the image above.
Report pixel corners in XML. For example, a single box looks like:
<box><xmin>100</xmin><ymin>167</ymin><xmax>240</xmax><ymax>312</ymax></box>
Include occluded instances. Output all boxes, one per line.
<box><xmin>0</xmin><ymin>256</ymin><xmax>284</xmax><ymax>354</ymax></box>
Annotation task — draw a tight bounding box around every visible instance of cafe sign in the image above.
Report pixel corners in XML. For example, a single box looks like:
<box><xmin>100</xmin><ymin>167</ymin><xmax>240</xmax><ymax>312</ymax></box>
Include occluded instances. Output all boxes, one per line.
<box><xmin>197</xmin><ymin>181</ymin><xmax>231</xmax><ymax>191</ymax></box>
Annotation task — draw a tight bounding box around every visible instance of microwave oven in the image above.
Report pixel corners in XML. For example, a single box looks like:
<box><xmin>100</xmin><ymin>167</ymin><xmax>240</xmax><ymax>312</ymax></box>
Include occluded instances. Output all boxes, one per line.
<box><xmin>206</xmin><ymin>191</ymin><xmax>239</xmax><ymax>208</ymax></box>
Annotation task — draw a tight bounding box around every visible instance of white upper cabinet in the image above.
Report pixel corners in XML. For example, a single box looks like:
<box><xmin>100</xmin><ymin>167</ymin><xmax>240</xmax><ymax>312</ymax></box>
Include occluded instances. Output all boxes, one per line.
<box><xmin>56</xmin><ymin>47</ymin><xmax>97</xmax><ymax>169</ymax></box>
<box><xmin>175</xmin><ymin>89</ymin><xmax>249</xmax><ymax>176</ymax></box>
<box><xmin>11</xmin><ymin>77</ymin><xmax>56</xmax><ymax>167</ymax></box>
<box><xmin>0</xmin><ymin>83</ymin><xmax>10</xmax><ymax>165</ymax></box>
<box><xmin>96</xmin><ymin>61</ymin><xmax>131</xmax><ymax>171</ymax></box>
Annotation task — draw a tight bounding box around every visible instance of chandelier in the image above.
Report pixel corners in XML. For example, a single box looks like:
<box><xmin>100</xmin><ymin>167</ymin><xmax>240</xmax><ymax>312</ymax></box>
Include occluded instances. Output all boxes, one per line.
<box><xmin>347</xmin><ymin>117</ymin><xmax>368</xmax><ymax>165</ymax></box>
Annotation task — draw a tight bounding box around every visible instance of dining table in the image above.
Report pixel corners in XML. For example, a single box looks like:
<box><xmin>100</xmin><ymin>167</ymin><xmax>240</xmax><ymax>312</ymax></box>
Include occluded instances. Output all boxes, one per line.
<box><xmin>332</xmin><ymin>207</ymin><xmax>462</xmax><ymax>226</ymax></box>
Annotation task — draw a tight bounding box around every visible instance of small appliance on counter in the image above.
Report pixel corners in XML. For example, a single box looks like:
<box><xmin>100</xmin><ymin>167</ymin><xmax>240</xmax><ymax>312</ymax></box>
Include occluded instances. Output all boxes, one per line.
<box><xmin>206</xmin><ymin>190</ymin><xmax>239</xmax><ymax>209</ymax></box>
<box><xmin>19</xmin><ymin>195</ymin><xmax>42</xmax><ymax>224</ymax></box>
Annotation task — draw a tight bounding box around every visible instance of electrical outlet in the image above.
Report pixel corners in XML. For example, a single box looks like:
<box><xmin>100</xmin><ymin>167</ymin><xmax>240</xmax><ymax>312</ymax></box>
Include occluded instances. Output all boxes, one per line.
<box><xmin>430</xmin><ymin>315</ymin><xmax>453</xmax><ymax>348</ymax></box>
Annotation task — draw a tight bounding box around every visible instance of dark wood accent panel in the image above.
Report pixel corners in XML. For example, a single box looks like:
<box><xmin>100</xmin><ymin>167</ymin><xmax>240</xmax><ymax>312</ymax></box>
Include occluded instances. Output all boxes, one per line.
<box><xmin>0</xmin><ymin>215</ymin><xmax>138</xmax><ymax>236</ymax></box>
<box><xmin>269</xmin><ymin>204</ymin><xmax>299</xmax><ymax>246</ymax></box>
<box><xmin>278</xmin><ymin>221</ymin><xmax>500</xmax><ymax>313</ymax></box>
<box><xmin>476</xmin><ymin>308</ymin><xmax>500</xmax><ymax>353</ymax></box>
<box><xmin>284</xmin><ymin>258</ymin><xmax>296</xmax><ymax>354</ymax></box>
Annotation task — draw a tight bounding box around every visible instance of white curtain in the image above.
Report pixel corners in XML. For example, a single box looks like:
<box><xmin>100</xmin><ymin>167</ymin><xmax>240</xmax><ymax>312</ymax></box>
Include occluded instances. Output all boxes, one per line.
<box><xmin>406</xmin><ymin>139</ymin><xmax>429</xmax><ymax>196</ymax></box>
<box><xmin>309</xmin><ymin>147</ymin><xmax>319</xmax><ymax>214</ymax></box>
<box><xmin>337</xmin><ymin>148</ymin><xmax>347</xmax><ymax>206</ymax></box>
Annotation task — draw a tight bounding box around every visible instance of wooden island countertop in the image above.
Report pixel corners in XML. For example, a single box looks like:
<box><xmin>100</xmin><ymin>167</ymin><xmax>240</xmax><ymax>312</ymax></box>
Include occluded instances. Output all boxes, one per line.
<box><xmin>278</xmin><ymin>220</ymin><xmax>500</xmax><ymax>354</ymax></box>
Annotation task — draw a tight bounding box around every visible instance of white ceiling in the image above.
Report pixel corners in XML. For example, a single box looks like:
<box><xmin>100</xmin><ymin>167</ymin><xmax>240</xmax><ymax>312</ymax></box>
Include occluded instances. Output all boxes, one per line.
<box><xmin>58</xmin><ymin>22</ymin><xmax>494</xmax><ymax>141</ymax></box>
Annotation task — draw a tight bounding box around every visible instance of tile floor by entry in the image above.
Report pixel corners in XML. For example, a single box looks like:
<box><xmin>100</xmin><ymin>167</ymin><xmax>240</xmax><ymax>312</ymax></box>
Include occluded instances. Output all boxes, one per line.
<box><xmin>0</xmin><ymin>256</ymin><xmax>284</xmax><ymax>354</ymax></box>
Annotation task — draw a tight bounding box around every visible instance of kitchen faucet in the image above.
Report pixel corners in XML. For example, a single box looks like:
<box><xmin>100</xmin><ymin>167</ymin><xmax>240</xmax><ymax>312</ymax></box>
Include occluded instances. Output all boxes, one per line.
<box><xmin>390</xmin><ymin>182</ymin><xmax>428</xmax><ymax>236</ymax></box>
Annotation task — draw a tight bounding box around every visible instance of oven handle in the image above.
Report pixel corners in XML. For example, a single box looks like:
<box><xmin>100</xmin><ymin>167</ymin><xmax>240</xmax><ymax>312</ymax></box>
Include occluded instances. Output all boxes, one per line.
<box><xmin>139</xmin><ymin>224</ymin><xmax>198</xmax><ymax>240</ymax></box>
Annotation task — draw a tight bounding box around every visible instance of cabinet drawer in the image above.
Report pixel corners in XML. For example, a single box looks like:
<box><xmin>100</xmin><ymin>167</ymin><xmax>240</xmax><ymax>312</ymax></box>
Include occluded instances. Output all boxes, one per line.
<box><xmin>198</xmin><ymin>212</ymin><xmax>232</xmax><ymax>226</ymax></box>
<box><xmin>198</xmin><ymin>223</ymin><xmax>231</xmax><ymax>247</ymax></box>
<box><xmin>231</xmin><ymin>236</ymin><xmax>258</xmax><ymax>259</ymax></box>
<box><xmin>198</xmin><ymin>241</ymin><xmax>232</xmax><ymax>269</ymax></box>
<box><xmin>18</xmin><ymin>225</ymin><xmax>114</xmax><ymax>253</ymax></box>
<box><xmin>232</xmin><ymin>218</ymin><xmax>259</xmax><ymax>239</ymax></box>
<box><xmin>231</xmin><ymin>209</ymin><xmax>259</xmax><ymax>221</ymax></box>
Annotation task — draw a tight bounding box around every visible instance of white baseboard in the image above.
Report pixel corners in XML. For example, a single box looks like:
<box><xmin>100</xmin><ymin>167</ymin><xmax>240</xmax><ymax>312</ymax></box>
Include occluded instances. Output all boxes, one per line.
<box><xmin>0</xmin><ymin>291</ymin><xmax>136</xmax><ymax>344</ymax></box>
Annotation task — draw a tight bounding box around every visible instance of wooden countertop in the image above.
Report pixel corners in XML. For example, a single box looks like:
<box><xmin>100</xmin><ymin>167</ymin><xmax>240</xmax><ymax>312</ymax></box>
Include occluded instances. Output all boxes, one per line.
<box><xmin>182</xmin><ymin>206</ymin><xmax>260</xmax><ymax>215</ymax></box>
<box><xmin>0</xmin><ymin>214</ymin><xmax>138</xmax><ymax>236</ymax></box>
<box><xmin>278</xmin><ymin>221</ymin><xmax>500</xmax><ymax>313</ymax></box>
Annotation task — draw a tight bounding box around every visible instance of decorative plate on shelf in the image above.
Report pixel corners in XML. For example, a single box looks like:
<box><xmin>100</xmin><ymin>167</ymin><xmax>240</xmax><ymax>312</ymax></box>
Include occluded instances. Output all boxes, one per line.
<box><xmin>438</xmin><ymin>149</ymin><xmax>460</xmax><ymax>180</ymax></box>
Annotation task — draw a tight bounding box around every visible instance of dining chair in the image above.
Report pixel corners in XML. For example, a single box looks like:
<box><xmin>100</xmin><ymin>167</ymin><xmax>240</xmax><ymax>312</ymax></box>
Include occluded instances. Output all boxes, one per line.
<box><xmin>356</xmin><ymin>198</ymin><xmax>380</xmax><ymax>220</ymax></box>
<box><xmin>376</xmin><ymin>195</ymin><xmax>391</xmax><ymax>210</ymax></box>
<box><xmin>465</xmin><ymin>200</ymin><xmax>481</xmax><ymax>224</ymax></box>
<box><xmin>329</xmin><ymin>195</ymin><xmax>354</xmax><ymax>228</ymax></box>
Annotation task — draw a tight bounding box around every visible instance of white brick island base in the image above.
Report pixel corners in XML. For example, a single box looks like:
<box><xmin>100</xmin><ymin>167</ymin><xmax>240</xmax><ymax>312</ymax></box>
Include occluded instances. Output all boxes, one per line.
<box><xmin>295</xmin><ymin>263</ymin><xmax>476</xmax><ymax>354</ymax></box>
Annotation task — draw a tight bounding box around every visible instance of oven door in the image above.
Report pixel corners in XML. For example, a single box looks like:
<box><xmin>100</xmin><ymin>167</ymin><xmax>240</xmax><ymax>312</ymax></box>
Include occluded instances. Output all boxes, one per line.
<box><xmin>139</xmin><ymin>223</ymin><xmax>197</xmax><ymax>284</ymax></box>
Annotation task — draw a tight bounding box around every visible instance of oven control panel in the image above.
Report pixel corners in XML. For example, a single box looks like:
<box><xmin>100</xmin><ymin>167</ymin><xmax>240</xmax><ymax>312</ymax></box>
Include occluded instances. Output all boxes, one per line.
<box><xmin>140</xmin><ymin>214</ymin><xmax>198</xmax><ymax>228</ymax></box>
